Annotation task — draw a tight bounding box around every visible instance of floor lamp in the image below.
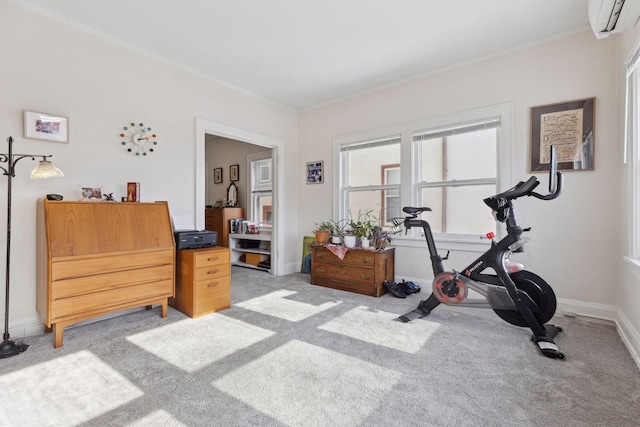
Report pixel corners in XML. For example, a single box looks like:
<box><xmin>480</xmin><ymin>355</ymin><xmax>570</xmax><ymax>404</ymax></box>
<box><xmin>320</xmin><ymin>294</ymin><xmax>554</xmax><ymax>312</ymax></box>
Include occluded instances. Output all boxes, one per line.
<box><xmin>0</xmin><ymin>136</ymin><xmax>64</xmax><ymax>359</ymax></box>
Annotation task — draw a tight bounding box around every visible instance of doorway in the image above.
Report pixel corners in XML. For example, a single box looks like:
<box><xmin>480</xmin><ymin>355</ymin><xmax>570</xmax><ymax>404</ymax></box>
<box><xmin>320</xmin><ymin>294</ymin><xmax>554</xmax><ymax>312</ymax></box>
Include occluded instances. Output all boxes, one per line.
<box><xmin>195</xmin><ymin>118</ymin><xmax>284</xmax><ymax>275</ymax></box>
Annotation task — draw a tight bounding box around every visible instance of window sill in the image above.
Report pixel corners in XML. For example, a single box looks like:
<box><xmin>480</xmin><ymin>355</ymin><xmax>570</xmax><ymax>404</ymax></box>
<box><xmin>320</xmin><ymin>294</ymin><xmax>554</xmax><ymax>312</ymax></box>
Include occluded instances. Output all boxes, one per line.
<box><xmin>623</xmin><ymin>256</ymin><xmax>640</xmax><ymax>279</ymax></box>
<box><xmin>391</xmin><ymin>234</ymin><xmax>490</xmax><ymax>253</ymax></box>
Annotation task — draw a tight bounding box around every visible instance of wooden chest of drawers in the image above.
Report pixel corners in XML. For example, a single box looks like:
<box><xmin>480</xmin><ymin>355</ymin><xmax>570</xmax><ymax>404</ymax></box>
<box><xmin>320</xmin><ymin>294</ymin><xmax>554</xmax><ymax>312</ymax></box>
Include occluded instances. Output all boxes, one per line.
<box><xmin>170</xmin><ymin>247</ymin><xmax>231</xmax><ymax>318</ymax></box>
<box><xmin>310</xmin><ymin>246</ymin><xmax>395</xmax><ymax>297</ymax></box>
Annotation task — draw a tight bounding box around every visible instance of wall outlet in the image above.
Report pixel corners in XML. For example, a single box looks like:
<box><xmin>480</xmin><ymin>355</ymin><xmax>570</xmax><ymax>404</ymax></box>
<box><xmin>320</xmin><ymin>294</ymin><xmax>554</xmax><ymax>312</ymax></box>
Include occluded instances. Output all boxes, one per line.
<box><xmin>563</xmin><ymin>310</ymin><xmax>576</xmax><ymax>317</ymax></box>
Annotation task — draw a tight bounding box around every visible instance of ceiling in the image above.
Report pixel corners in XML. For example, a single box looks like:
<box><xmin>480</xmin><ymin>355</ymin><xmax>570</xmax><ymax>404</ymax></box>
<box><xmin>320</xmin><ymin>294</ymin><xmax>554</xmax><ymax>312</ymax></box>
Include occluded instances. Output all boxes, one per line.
<box><xmin>12</xmin><ymin>0</ymin><xmax>591</xmax><ymax>111</ymax></box>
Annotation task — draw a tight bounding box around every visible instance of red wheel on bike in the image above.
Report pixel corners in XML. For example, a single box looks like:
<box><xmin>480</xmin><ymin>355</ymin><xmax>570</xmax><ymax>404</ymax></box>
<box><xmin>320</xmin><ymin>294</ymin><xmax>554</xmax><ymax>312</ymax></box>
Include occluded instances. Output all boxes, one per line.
<box><xmin>493</xmin><ymin>270</ymin><xmax>557</xmax><ymax>327</ymax></box>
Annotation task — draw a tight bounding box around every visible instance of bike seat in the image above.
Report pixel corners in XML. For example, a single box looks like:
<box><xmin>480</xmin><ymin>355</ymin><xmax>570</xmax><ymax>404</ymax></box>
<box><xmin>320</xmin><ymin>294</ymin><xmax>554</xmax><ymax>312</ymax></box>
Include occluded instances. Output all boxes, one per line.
<box><xmin>403</xmin><ymin>206</ymin><xmax>432</xmax><ymax>215</ymax></box>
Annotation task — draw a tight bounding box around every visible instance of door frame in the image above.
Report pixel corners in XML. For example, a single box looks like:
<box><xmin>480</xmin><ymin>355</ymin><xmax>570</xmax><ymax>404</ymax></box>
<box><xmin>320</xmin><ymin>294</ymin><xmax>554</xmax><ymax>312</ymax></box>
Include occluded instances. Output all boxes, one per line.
<box><xmin>196</xmin><ymin>118</ymin><xmax>284</xmax><ymax>275</ymax></box>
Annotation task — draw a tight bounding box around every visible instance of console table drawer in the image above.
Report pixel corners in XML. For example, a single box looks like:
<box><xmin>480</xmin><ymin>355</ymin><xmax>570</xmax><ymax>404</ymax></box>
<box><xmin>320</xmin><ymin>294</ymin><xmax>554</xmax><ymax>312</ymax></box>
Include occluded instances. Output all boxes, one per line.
<box><xmin>313</xmin><ymin>261</ymin><xmax>375</xmax><ymax>286</ymax></box>
<box><xmin>313</xmin><ymin>249</ymin><xmax>375</xmax><ymax>266</ymax></box>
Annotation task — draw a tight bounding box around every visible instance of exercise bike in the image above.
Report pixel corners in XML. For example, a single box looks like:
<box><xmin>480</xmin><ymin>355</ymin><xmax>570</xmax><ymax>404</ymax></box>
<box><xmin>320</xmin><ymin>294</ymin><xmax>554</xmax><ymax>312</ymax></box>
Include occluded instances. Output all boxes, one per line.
<box><xmin>396</xmin><ymin>146</ymin><xmax>565</xmax><ymax>359</ymax></box>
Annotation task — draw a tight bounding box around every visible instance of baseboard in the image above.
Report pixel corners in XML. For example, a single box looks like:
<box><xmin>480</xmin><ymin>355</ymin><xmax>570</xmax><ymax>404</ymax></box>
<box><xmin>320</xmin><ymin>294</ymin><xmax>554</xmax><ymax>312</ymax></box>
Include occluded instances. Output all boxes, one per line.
<box><xmin>555</xmin><ymin>297</ymin><xmax>618</xmax><ymax>322</ymax></box>
<box><xmin>3</xmin><ymin>315</ymin><xmax>45</xmax><ymax>339</ymax></box>
<box><xmin>617</xmin><ymin>310</ymin><xmax>640</xmax><ymax>370</ymax></box>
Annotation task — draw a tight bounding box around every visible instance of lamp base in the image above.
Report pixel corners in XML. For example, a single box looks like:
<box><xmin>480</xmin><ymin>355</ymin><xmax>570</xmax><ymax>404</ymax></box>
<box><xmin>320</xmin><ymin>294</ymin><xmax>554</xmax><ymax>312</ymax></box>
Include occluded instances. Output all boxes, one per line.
<box><xmin>0</xmin><ymin>338</ymin><xmax>29</xmax><ymax>359</ymax></box>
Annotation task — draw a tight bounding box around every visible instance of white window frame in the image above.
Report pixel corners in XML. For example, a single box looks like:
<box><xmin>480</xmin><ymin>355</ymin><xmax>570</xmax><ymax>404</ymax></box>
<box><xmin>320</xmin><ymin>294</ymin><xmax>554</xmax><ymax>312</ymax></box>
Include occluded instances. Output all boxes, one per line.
<box><xmin>333</xmin><ymin>104</ymin><xmax>512</xmax><ymax>250</ymax></box>
<box><xmin>624</xmin><ymin>44</ymin><xmax>640</xmax><ymax>270</ymax></box>
<box><xmin>247</xmin><ymin>151</ymin><xmax>273</xmax><ymax>229</ymax></box>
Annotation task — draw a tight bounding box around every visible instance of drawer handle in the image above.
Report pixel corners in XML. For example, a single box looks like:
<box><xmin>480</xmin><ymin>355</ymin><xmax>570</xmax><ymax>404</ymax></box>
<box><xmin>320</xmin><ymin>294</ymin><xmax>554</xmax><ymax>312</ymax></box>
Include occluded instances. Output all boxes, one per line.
<box><xmin>207</xmin><ymin>269</ymin><xmax>220</xmax><ymax>275</ymax></box>
<box><xmin>207</xmin><ymin>257</ymin><xmax>219</xmax><ymax>262</ymax></box>
<box><xmin>361</xmin><ymin>274</ymin><xmax>370</xmax><ymax>280</ymax></box>
<box><xmin>317</xmin><ymin>268</ymin><xmax>325</xmax><ymax>273</ymax></box>
<box><xmin>207</xmin><ymin>282</ymin><xmax>219</xmax><ymax>288</ymax></box>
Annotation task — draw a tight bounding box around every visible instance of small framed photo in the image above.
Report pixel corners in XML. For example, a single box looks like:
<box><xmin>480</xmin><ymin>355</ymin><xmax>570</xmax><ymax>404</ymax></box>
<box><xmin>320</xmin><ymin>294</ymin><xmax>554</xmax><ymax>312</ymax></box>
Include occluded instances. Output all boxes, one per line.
<box><xmin>530</xmin><ymin>97</ymin><xmax>595</xmax><ymax>172</ymax></box>
<box><xmin>79</xmin><ymin>186</ymin><xmax>102</xmax><ymax>201</ymax></box>
<box><xmin>214</xmin><ymin>167</ymin><xmax>223</xmax><ymax>184</ymax></box>
<box><xmin>306</xmin><ymin>161</ymin><xmax>324</xmax><ymax>184</ymax></box>
<box><xmin>24</xmin><ymin>110</ymin><xmax>68</xmax><ymax>143</ymax></box>
<box><xmin>230</xmin><ymin>164</ymin><xmax>239</xmax><ymax>182</ymax></box>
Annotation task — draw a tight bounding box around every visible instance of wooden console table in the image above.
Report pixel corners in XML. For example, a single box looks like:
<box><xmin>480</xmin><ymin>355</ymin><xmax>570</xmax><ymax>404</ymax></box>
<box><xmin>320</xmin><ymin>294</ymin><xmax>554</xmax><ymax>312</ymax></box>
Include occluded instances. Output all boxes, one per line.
<box><xmin>310</xmin><ymin>246</ymin><xmax>394</xmax><ymax>297</ymax></box>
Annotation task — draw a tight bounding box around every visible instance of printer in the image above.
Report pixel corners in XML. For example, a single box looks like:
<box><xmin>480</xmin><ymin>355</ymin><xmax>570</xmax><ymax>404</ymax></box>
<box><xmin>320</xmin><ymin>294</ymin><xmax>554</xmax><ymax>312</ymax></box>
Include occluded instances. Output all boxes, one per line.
<box><xmin>174</xmin><ymin>230</ymin><xmax>217</xmax><ymax>250</ymax></box>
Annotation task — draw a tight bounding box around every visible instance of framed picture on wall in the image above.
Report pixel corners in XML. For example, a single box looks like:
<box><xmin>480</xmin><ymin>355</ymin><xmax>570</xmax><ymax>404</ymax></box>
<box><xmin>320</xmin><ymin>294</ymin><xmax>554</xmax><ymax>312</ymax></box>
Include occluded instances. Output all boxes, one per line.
<box><xmin>230</xmin><ymin>164</ymin><xmax>239</xmax><ymax>182</ymax></box>
<box><xmin>214</xmin><ymin>167</ymin><xmax>223</xmax><ymax>184</ymax></box>
<box><xmin>530</xmin><ymin>97</ymin><xmax>595</xmax><ymax>172</ymax></box>
<box><xmin>24</xmin><ymin>110</ymin><xmax>68</xmax><ymax>143</ymax></box>
<box><xmin>306</xmin><ymin>161</ymin><xmax>323</xmax><ymax>184</ymax></box>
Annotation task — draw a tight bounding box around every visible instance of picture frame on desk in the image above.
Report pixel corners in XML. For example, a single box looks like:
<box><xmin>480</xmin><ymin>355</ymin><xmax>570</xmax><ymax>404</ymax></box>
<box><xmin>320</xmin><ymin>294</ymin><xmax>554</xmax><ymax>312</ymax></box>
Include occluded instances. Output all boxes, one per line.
<box><xmin>79</xmin><ymin>186</ymin><xmax>102</xmax><ymax>201</ymax></box>
<box><xmin>127</xmin><ymin>182</ymin><xmax>140</xmax><ymax>202</ymax></box>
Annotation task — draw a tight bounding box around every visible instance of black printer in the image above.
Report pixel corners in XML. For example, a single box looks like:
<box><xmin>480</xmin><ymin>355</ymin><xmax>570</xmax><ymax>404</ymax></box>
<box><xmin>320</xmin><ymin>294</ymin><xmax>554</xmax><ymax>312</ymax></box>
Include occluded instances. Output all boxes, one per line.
<box><xmin>174</xmin><ymin>230</ymin><xmax>217</xmax><ymax>249</ymax></box>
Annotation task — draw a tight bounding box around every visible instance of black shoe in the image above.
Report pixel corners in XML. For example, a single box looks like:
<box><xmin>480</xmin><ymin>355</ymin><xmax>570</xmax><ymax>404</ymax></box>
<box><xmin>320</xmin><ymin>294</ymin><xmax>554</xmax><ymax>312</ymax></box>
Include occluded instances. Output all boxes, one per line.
<box><xmin>383</xmin><ymin>280</ymin><xmax>407</xmax><ymax>298</ymax></box>
<box><xmin>401</xmin><ymin>280</ymin><xmax>421</xmax><ymax>294</ymax></box>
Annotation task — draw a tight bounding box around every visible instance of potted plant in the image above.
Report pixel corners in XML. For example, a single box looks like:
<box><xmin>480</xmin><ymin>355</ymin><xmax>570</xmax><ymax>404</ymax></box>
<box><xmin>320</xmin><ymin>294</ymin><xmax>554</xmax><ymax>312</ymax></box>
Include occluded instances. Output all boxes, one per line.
<box><xmin>347</xmin><ymin>210</ymin><xmax>377</xmax><ymax>248</ymax></box>
<box><xmin>313</xmin><ymin>220</ymin><xmax>334</xmax><ymax>244</ymax></box>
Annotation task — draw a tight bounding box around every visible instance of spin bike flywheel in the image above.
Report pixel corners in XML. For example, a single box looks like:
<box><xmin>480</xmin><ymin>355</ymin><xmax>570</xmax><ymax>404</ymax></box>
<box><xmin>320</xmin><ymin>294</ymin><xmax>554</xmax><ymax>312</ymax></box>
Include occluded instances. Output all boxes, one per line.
<box><xmin>432</xmin><ymin>272</ymin><xmax>467</xmax><ymax>304</ymax></box>
<box><xmin>493</xmin><ymin>270</ymin><xmax>557</xmax><ymax>327</ymax></box>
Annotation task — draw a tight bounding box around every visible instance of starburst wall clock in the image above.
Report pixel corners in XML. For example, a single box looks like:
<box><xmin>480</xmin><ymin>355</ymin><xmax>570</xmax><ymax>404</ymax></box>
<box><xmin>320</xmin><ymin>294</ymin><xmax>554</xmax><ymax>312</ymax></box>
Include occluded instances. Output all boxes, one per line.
<box><xmin>119</xmin><ymin>122</ymin><xmax>158</xmax><ymax>156</ymax></box>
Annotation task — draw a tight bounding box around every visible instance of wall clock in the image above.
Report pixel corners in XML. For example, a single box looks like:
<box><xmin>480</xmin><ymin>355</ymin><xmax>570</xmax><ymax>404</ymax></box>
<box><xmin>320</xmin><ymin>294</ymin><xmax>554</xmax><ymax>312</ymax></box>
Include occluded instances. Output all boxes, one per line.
<box><xmin>119</xmin><ymin>122</ymin><xmax>158</xmax><ymax>156</ymax></box>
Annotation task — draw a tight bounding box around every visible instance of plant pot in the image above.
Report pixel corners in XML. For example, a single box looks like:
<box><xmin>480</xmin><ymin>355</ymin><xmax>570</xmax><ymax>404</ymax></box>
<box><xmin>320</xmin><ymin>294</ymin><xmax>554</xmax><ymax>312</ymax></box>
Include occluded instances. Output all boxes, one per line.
<box><xmin>331</xmin><ymin>235</ymin><xmax>342</xmax><ymax>244</ymax></box>
<box><xmin>361</xmin><ymin>237</ymin><xmax>370</xmax><ymax>249</ymax></box>
<box><xmin>344</xmin><ymin>235</ymin><xmax>357</xmax><ymax>248</ymax></box>
<box><xmin>315</xmin><ymin>231</ymin><xmax>330</xmax><ymax>244</ymax></box>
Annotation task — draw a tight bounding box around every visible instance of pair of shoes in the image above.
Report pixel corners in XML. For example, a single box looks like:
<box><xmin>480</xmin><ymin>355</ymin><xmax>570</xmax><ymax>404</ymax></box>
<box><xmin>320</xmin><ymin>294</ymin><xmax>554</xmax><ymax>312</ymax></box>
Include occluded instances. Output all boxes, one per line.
<box><xmin>383</xmin><ymin>280</ymin><xmax>407</xmax><ymax>298</ymax></box>
<box><xmin>401</xmin><ymin>280</ymin><xmax>421</xmax><ymax>294</ymax></box>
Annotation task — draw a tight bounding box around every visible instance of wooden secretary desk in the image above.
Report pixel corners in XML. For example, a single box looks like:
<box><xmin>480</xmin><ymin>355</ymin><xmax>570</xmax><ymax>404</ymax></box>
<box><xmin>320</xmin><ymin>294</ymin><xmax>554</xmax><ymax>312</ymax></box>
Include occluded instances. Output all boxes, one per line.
<box><xmin>36</xmin><ymin>199</ymin><xmax>176</xmax><ymax>348</ymax></box>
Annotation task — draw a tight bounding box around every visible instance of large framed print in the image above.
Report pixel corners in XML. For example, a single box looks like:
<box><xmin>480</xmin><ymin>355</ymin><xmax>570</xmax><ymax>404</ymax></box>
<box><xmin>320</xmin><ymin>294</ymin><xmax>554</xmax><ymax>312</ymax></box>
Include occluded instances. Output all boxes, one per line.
<box><xmin>530</xmin><ymin>98</ymin><xmax>595</xmax><ymax>172</ymax></box>
<box><xmin>24</xmin><ymin>110</ymin><xmax>69</xmax><ymax>143</ymax></box>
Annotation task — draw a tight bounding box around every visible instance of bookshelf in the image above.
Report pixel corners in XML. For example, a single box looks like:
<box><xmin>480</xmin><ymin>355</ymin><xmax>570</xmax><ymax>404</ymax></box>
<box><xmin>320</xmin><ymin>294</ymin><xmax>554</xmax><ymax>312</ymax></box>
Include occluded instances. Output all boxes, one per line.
<box><xmin>228</xmin><ymin>231</ymin><xmax>271</xmax><ymax>273</ymax></box>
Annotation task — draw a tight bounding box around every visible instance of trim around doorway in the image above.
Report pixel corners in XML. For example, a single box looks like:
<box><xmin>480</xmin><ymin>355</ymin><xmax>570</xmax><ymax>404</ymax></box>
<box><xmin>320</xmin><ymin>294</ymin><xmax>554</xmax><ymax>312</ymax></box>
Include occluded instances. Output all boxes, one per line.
<box><xmin>195</xmin><ymin>118</ymin><xmax>284</xmax><ymax>275</ymax></box>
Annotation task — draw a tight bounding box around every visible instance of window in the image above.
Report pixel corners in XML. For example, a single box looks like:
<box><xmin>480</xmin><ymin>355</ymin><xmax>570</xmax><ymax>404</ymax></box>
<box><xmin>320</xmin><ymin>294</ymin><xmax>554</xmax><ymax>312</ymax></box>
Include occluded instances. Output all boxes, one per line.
<box><xmin>334</xmin><ymin>104</ymin><xmax>511</xmax><ymax>242</ymax></box>
<box><xmin>381</xmin><ymin>164</ymin><xmax>400</xmax><ymax>226</ymax></box>
<box><xmin>338</xmin><ymin>137</ymin><xmax>401</xmax><ymax>228</ymax></box>
<box><xmin>413</xmin><ymin>120</ymin><xmax>498</xmax><ymax>235</ymax></box>
<box><xmin>249</xmin><ymin>155</ymin><xmax>272</xmax><ymax>228</ymax></box>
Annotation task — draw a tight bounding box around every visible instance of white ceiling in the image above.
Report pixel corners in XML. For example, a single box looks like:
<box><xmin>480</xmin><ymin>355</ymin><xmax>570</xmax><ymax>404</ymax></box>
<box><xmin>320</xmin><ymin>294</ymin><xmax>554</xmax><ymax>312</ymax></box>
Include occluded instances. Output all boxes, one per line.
<box><xmin>12</xmin><ymin>0</ymin><xmax>590</xmax><ymax>111</ymax></box>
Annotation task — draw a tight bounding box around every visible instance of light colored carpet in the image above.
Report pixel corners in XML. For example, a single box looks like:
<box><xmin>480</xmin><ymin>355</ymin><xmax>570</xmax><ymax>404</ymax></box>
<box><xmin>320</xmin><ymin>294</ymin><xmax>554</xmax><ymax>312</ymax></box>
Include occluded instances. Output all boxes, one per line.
<box><xmin>0</xmin><ymin>266</ymin><xmax>638</xmax><ymax>426</ymax></box>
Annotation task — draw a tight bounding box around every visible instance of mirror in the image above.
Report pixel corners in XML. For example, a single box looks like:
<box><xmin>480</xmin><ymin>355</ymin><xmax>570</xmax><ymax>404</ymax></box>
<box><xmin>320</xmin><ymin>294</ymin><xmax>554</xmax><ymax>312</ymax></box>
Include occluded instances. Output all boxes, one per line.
<box><xmin>227</xmin><ymin>182</ymin><xmax>238</xmax><ymax>207</ymax></box>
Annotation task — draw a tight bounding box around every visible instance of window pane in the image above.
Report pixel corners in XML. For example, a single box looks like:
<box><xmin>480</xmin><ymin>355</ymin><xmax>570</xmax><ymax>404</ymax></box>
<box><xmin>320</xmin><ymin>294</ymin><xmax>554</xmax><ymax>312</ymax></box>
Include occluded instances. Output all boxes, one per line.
<box><xmin>253</xmin><ymin>194</ymin><xmax>272</xmax><ymax>227</ymax></box>
<box><xmin>347</xmin><ymin>190</ymin><xmax>398</xmax><ymax>230</ymax></box>
<box><xmin>418</xmin><ymin>128</ymin><xmax>497</xmax><ymax>182</ymax></box>
<box><xmin>347</xmin><ymin>144</ymin><xmax>400</xmax><ymax>187</ymax></box>
<box><xmin>420</xmin><ymin>185</ymin><xmax>496</xmax><ymax>235</ymax></box>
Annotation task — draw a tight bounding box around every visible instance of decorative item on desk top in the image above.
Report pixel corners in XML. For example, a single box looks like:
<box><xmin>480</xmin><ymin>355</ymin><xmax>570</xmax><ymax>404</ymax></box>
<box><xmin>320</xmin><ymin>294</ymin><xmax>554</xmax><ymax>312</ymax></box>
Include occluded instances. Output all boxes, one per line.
<box><xmin>103</xmin><ymin>192</ymin><xmax>115</xmax><ymax>202</ymax></box>
<box><xmin>127</xmin><ymin>182</ymin><xmax>140</xmax><ymax>202</ymax></box>
<box><xmin>119</xmin><ymin>122</ymin><xmax>157</xmax><ymax>156</ymax></box>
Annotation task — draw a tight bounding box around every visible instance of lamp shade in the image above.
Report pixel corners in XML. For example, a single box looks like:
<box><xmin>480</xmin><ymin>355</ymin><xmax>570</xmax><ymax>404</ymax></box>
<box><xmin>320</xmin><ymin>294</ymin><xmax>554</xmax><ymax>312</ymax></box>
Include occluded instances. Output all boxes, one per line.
<box><xmin>31</xmin><ymin>160</ymin><xmax>64</xmax><ymax>179</ymax></box>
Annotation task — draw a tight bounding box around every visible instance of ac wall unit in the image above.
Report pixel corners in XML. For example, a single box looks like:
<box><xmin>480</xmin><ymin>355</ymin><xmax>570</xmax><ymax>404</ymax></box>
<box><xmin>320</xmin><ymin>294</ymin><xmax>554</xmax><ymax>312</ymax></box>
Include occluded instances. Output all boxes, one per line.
<box><xmin>588</xmin><ymin>0</ymin><xmax>640</xmax><ymax>39</ymax></box>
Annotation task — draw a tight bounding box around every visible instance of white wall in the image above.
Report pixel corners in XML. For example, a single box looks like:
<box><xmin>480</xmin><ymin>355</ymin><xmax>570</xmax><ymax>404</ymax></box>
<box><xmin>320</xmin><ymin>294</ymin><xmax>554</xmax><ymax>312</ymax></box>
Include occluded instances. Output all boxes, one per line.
<box><xmin>299</xmin><ymin>31</ymin><xmax>619</xmax><ymax>318</ymax></box>
<box><xmin>0</xmin><ymin>1</ymin><xmax>298</xmax><ymax>336</ymax></box>
<box><xmin>616</xmin><ymin>27</ymin><xmax>640</xmax><ymax>364</ymax></box>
